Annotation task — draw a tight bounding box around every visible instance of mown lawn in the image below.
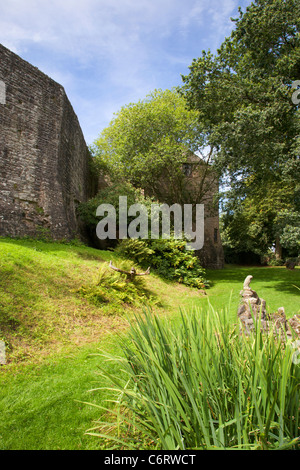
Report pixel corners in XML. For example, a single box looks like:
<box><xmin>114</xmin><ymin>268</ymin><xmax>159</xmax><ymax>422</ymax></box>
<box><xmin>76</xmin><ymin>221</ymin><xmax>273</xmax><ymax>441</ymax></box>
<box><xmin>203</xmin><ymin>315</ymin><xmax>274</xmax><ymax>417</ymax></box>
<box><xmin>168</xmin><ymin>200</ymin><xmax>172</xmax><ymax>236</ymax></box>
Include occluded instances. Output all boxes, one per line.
<box><xmin>0</xmin><ymin>341</ymin><xmax>118</xmax><ymax>450</ymax></box>
<box><xmin>0</xmin><ymin>238</ymin><xmax>299</xmax><ymax>449</ymax></box>
<box><xmin>203</xmin><ymin>264</ymin><xmax>300</xmax><ymax>321</ymax></box>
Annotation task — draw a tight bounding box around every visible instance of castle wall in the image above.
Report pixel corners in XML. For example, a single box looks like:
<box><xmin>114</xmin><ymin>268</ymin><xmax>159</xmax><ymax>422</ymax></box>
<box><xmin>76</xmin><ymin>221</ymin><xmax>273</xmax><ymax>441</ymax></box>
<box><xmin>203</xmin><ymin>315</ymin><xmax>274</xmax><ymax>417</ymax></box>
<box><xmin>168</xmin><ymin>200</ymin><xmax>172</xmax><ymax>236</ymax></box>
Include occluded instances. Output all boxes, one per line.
<box><xmin>0</xmin><ymin>44</ymin><xmax>95</xmax><ymax>240</ymax></box>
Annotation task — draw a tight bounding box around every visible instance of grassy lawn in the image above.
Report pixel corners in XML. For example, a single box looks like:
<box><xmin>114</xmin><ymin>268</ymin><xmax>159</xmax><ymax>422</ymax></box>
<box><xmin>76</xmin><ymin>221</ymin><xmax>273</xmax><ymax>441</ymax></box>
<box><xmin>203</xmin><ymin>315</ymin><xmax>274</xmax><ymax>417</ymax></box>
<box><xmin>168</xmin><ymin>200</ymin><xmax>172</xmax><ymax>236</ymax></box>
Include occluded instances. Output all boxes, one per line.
<box><xmin>0</xmin><ymin>238</ymin><xmax>299</xmax><ymax>449</ymax></box>
<box><xmin>203</xmin><ymin>265</ymin><xmax>300</xmax><ymax>321</ymax></box>
<box><xmin>0</xmin><ymin>238</ymin><xmax>204</xmax><ymax>449</ymax></box>
<box><xmin>0</xmin><ymin>341</ymin><xmax>120</xmax><ymax>450</ymax></box>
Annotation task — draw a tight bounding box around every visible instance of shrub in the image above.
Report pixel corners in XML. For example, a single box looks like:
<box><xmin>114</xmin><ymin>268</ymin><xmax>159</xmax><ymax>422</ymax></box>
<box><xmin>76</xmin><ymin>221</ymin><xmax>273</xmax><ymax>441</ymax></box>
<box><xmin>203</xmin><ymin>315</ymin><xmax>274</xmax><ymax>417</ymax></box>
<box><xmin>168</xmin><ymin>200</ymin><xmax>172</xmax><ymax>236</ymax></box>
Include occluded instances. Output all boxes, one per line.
<box><xmin>266</xmin><ymin>253</ymin><xmax>285</xmax><ymax>266</ymax></box>
<box><xmin>114</xmin><ymin>238</ymin><xmax>155</xmax><ymax>265</ymax></box>
<box><xmin>115</xmin><ymin>237</ymin><xmax>208</xmax><ymax>289</ymax></box>
<box><xmin>88</xmin><ymin>307</ymin><xmax>300</xmax><ymax>450</ymax></box>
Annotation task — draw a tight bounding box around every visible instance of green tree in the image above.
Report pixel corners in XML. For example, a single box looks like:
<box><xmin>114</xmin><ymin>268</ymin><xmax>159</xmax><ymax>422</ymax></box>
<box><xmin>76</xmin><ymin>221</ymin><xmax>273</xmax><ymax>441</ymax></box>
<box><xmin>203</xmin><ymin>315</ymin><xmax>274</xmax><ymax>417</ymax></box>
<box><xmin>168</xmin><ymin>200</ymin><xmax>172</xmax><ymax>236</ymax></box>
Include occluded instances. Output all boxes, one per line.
<box><xmin>274</xmin><ymin>209</ymin><xmax>300</xmax><ymax>254</ymax></box>
<box><xmin>92</xmin><ymin>88</ymin><xmax>216</xmax><ymax>205</ymax></box>
<box><xmin>180</xmin><ymin>0</ymin><xmax>300</xmax><ymax>258</ymax></box>
<box><xmin>220</xmin><ymin>178</ymin><xmax>297</xmax><ymax>260</ymax></box>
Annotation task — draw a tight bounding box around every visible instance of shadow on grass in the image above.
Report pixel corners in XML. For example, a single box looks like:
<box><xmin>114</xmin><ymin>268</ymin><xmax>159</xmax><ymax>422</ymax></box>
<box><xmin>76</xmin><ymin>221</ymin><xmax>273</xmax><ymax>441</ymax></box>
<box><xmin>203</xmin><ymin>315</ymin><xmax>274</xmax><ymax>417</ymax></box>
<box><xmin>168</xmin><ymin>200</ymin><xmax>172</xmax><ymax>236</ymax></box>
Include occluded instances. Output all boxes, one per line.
<box><xmin>206</xmin><ymin>265</ymin><xmax>300</xmax><ymax>295</ymax></box>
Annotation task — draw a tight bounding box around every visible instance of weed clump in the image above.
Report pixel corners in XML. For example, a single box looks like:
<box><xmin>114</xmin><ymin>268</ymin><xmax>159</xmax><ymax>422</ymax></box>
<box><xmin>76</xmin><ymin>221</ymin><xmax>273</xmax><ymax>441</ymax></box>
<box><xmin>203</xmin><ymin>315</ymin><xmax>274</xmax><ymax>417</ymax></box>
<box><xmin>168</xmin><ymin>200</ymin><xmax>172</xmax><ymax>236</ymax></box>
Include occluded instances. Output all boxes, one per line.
<box><xmin>77</xmin><ymin>261</ymin><xmax>158</xmax><ymax>314</ymax></box>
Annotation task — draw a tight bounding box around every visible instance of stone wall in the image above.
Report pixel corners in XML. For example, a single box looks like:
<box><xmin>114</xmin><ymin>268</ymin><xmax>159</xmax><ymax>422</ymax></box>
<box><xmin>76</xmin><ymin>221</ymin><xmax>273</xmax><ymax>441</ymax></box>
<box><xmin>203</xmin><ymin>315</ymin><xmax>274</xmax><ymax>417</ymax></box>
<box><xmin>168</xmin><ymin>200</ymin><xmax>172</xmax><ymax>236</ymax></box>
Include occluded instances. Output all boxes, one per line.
<box><xmin>147</xmin><ymin>152</ymin><xmax>224</xmax><ymax>269</ymax></box>
<box><xmin>174</xmin><ymin>154</ymin><xmax>224</xmax><ymax>269</ymax></box>
<box><xmin>0</xmin><ymin>43</ymin><xmax>96</xmax><ymax>240</ymax></box>
<box><xmin>194</xmin><ymin>170</ymin><xmax>224</xmax><ymax>270</ymax></box>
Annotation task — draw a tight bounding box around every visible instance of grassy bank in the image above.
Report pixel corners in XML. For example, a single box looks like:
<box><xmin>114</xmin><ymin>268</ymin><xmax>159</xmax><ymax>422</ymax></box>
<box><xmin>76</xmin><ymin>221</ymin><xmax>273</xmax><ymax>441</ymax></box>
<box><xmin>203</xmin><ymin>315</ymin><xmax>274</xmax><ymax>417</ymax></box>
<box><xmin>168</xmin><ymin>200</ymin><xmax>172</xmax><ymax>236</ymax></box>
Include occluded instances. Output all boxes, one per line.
<box><xmin>0</xmin><ymin>237</ymin><xmax>201</xmax><ymax>364</ymax></box>
<box><xmin>0</xmin><ymin>237</ymin><xmax>204</xmax><ymax>449</ymax></box>
<box><xmin>0</xmin><ymin>238</ymin><xmax>299</xmax><ymax>449</ymax></box>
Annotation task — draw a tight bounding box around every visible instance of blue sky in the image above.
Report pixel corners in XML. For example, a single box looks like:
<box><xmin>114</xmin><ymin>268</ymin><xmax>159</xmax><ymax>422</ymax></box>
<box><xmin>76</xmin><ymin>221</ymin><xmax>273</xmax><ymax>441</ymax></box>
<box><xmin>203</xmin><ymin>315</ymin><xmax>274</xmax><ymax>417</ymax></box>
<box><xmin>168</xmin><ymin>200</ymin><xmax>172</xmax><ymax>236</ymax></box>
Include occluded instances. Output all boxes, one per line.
<box><xmin>0</xmin><ymin>0</ymin><xmax>252</xmax><ymax>145</ymax></box>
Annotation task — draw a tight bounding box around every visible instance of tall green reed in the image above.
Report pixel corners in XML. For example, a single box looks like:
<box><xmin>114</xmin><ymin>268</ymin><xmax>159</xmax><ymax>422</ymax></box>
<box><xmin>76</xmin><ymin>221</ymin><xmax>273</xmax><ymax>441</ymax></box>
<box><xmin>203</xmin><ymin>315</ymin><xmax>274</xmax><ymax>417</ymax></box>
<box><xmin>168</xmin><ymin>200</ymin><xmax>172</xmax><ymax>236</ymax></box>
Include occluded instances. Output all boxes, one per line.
<box><xmin>87</xmin><ymin>306</ymin><xmax>300</xmax><ymax>450</ymax></box>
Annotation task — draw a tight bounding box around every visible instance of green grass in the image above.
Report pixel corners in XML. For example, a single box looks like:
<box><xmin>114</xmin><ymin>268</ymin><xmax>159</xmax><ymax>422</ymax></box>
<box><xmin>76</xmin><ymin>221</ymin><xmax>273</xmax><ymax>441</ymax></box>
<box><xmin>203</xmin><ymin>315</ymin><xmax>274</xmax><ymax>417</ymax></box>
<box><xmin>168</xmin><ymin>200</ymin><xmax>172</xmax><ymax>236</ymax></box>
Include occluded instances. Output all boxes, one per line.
<box><xmin>90</xmin><ymin>308</ymin><xmax>300</xmax><ymax>450</ymax></box>
<box><xmin>0</xmin><ymin>338</ymin><xmax>123</xmax><ymax>450</ymax></box>
<box><xmin>0</xmin><ymin>237</ymin><xmax>204</xmax><ymax>450</ymax></box>
<box><xmin>0</xmin><ymin>237</ymin><xmax>299</xmax><ymax>450</ymax></box>
<box><xmin>201</xmin><ymin>265</ymin><xmax>300</xmax><ymax>321</ymax></box>
<box><xmin>0</xmin><ymin>237</ymin><xmax>200</xmax><ymax>363</ymax></box>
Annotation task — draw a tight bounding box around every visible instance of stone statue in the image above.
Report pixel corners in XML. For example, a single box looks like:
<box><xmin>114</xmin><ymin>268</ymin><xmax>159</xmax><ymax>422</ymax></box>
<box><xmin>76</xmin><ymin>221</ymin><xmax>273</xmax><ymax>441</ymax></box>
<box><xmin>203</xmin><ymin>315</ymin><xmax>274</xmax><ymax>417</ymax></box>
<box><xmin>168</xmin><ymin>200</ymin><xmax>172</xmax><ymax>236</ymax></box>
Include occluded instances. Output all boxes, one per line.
<box><xmin>237</xmin><ymin>275</ymin><xmax>266</xmax><ymax>321</ymax></box>
<box><xmin>237</xmin><ymin>275</ymin><xmax>300</xmax><ymax>340</ymax></box>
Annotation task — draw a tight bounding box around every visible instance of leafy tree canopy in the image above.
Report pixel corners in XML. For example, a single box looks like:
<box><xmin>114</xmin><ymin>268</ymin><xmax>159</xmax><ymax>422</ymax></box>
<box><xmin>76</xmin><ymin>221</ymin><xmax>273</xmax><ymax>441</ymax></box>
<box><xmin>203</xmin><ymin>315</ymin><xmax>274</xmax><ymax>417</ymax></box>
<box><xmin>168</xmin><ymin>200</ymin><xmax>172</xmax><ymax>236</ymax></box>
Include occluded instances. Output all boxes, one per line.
<box><xmin>180</xmin><ymin>0</ymin><xmax>300</xmax><ymax>257</ymax></box>
<box><xmin>180</xmin><ymin>0</ymin><xmax>299</xmax><ymax>186</ymax></box>
<box><xmin>91</xmin><ymin>88</ymin><xmax>215</xmax><ymax>205</ymax></box>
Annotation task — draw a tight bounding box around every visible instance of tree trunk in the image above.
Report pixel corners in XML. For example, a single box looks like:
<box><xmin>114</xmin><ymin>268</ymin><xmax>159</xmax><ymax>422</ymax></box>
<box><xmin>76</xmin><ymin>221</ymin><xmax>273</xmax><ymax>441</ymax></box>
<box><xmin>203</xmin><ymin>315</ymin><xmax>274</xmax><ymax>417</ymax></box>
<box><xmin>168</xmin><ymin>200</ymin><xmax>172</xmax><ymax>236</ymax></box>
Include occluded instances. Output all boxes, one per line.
<box><xmin>275</xmin><ymin>237</ymin><xmax>283</xmax><ymax>260</ymax></box>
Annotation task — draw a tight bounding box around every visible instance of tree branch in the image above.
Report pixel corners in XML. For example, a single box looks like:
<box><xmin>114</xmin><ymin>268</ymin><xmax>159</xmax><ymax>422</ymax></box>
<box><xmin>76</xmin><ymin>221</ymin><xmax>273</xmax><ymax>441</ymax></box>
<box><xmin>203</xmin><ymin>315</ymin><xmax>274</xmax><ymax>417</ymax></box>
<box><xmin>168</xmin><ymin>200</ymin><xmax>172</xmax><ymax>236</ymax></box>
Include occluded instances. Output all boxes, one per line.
<box><xmin>109</xmin><ymin>261</ymin><xmax>150</xmax><ymax>282</ymax></box>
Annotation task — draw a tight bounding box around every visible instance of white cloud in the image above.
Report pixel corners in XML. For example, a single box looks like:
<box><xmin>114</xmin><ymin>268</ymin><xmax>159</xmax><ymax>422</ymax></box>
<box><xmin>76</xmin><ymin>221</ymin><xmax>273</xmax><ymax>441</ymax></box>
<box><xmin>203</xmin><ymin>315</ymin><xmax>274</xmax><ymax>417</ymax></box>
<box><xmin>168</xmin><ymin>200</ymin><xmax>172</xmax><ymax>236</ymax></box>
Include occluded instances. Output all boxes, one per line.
<box><xmin>0</xmin><ymin>0</ymin><xmax>252</xmax><ymax>142</ymax></box>
<box><xmin>0</xmin><ymin>0</ymin><xmax>237</xmax><ymax>61</ymax></box>
<box><xmin>208</xmin><ymin>0</ymin><xmax>238</xmax><ymax>35</ymax></box>
<box><xmin>0</xmin><ymin>0</ymin><xmax>174</xmax><ymax>59</ymax></box>
<box><xmin>179</xmin><ymin>1</ymin><xmax>206</xmax><ymax>36</ymax></box>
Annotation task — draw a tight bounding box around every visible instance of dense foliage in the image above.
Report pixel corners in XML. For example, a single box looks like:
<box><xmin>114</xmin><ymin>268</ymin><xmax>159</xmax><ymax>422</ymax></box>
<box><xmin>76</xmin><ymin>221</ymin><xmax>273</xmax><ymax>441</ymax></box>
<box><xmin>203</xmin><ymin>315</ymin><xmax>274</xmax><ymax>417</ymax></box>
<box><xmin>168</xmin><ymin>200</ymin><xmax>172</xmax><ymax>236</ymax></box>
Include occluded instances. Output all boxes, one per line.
<box><xmin>115</xmin><ymin>237</ymin><xmax>208</xmax><ymax>289</ymax></box>
<box><xmin>91</xmin><ymin>88</ymin><xmax>215</xmax><ymax>205</ymax></box>
<box><xmin>77</xmin><ymin>181</ymin><xmax>155</xmax><ymax>231</ymax></box>
<box><xmin>91</xmin><ymin>308</ymin><xmax>300</xmax><ymax>450</ymax></box>
<box><xmin>220</xmin><ymin>181</ymin><xmax>300</xmax><ymax>261</ymax></box>
<box><xmin>180</xmin><ymin>0</ymin><xmax>300</xmax><ymax>260</ymax></box>
<box><xmin>77</xmin><ymin>181</ymin><xmax>208</xmax><ymax>289</ymax></box>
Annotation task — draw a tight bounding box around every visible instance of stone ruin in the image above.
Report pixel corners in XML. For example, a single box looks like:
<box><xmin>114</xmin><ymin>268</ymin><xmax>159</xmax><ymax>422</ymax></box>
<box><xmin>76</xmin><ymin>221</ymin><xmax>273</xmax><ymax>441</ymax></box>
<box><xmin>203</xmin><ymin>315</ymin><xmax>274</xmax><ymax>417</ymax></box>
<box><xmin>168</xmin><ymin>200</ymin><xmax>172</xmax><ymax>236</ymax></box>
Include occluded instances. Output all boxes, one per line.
<box><xmin>0</xmin><ymin>44</ymin><xmax>224</xmax><ymax>268</ymax></box>
<box><xmin>238</xmin><ymin>275</ymin><xmax>300</xmax><ymax>340</ymax></box>
<box><xmin>0</xmin><ymin>43</ymin><xmax>97</xmax><ymax>241</ymax></box>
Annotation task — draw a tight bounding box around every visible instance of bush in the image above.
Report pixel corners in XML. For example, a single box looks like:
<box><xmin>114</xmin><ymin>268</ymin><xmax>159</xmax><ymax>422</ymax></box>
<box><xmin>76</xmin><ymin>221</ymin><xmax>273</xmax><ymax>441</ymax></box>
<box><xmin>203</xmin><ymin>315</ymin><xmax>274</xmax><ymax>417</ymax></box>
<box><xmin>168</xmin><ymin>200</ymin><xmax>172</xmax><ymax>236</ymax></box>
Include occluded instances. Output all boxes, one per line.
<box><xmin>76</xmin><ymin>260</ymin><xmax>158</xmax><ymax>313</ymax></box>
<box><xmin>264</xmin><ymin>252</ymin><xmax>285</xmax><ymax>266</ymax></box>
<box><xmin>89</xmin><ymin>307</ymin><xmax>300</xmax><ymax>450</ymax></box>
<box><xmin>268</xmin><ymin>257</ymin><xmax>285</xmax><ymax>267</ymax></box>
<box><xmin>115</xmin><ymin>237</ymin><xmax>208</xmax><ymax>289</ymax></box>
<box><xmin>76</xmin><ymin>181</ymin><xmax>154</xmax><ymax>230</ymax></box>
<box><xmin>114</xmin><ymin>238</ymin><xmax>155</xmax><ymax>265</ymax></box>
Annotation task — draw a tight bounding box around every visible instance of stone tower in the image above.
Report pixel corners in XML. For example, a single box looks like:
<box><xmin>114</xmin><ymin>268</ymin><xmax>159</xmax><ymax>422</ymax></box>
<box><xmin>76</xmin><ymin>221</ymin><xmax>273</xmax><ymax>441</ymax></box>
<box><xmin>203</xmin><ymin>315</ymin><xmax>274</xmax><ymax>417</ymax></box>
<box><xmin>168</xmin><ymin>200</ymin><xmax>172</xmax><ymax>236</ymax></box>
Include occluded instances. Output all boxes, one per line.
<box><xmin>0</xmin><ymin>44</ymin><xmax>96</xmax><ymax>240</ymax></box>
<box><xmin>183</xmin><ymin>154</ymin><xmax>224</xmax><ymax>270</ymax></box>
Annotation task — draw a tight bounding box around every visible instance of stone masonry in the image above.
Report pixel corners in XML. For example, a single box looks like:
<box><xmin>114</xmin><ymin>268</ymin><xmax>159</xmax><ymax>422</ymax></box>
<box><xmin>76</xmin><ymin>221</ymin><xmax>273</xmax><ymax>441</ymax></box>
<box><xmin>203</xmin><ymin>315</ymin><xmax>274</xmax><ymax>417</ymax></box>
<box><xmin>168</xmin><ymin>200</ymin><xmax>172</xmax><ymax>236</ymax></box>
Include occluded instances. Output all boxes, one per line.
<box><xmin>179</xmin><ymin>153</ymin><xmax>224</xmax><ymax>270</ymax></box>
<box><xmin>0</xmin><ymin>44</ymin><xmax>223</xmax><ymax>269</ymax></box>
<box><xmin>0</xmin><ymin>43</ymin><xmax>96</xmax><ymax>240</ymax></box>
